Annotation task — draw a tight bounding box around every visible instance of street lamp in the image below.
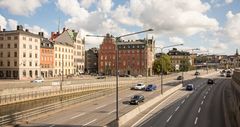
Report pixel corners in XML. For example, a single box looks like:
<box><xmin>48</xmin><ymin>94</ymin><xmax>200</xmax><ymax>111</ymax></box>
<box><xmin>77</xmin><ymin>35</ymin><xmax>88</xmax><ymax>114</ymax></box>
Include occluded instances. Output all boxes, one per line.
<box><xmin>156</xmin><ymin>43</ymin><xmax>183</xmax><ymax>94</ymax></box>
<box><xmin>86</xmin><ymin>28</ymin><xmax>153</xmax><ymax>123</ymax></box>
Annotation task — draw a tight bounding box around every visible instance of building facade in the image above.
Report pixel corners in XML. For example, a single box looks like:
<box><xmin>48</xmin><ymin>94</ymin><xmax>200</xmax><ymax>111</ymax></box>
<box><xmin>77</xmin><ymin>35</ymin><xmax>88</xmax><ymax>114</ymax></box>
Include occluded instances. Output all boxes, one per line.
<box><xmin>40</xmin><ymin>38</ymin><xmax>54</xmax><ymax>78</ymax></box>
<box><xmin>98</xmin><ymin>34</ymin><xmax>155</xmax><ymax>76</ymax></box>
<box><xmin>85</xmin><ymin>48</ymin><xmax>98</xmax><ymax>74</ymax></box>
<box><xmin>54</xmin><ymin>28</ymin><xmax>85</xmax><ymax>75</ymax></box>
<box><xmin>0</xmin><ymin>25</ymin><xmax>41</xmax><ymax>80</ymax></box>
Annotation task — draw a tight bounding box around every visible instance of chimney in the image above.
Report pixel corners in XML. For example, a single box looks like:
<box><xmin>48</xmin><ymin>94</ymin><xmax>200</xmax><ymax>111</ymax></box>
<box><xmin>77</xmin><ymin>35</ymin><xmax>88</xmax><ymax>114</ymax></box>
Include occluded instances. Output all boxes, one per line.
<box><xmin>3</xmin><ymin>29</ymin><xmax>5</xmax><ymax>32</ymax></box>
<box><xmin>72</xmin><ymin>30</ymin><xmax>75</xmax><ymax>32</ymax></box>
<box><xmin>38</xmin><ymin>32</ymin><xmax>44</xmax><ymax>37</ymax></box>
<box><xmin>25</xmin><ymin>29</ymin><xmax>29</xmax><ymax>32</ymax></box>
<box><xmin>17</xmin><ymin>25</ymin><xmax>23</xmax><ymax>30</ymax></box>
<box><xmin>63</xmin><ymin>27</ymin><xmax>66</xmax><ymax>32</ymax></box>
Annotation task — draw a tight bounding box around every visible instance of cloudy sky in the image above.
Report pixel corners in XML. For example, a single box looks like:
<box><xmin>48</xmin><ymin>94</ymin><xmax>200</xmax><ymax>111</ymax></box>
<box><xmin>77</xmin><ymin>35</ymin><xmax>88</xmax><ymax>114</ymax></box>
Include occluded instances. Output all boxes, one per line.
<box><xmin>0</xmin><ymin>0</ymin><xmax>239</xmax><ymax>55</ymax></box>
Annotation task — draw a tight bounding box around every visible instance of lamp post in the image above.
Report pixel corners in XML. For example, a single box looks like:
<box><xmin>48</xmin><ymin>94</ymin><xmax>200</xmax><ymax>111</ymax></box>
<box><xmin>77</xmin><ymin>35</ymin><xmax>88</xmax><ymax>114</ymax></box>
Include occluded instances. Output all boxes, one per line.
<box><xmin>86</xmin><ymin>28</ymin><xmax>153</xmax><ymax>123</ymax></box>
<box><xmin>156</xmin><ymin>44</ymin><xmax>183</xmax><ymax>94</ymax></box>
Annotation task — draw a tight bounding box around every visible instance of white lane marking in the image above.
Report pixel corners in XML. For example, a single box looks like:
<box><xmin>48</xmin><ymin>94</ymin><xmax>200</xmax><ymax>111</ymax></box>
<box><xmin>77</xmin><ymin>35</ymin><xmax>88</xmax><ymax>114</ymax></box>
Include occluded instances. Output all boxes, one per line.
<box><xmin>186</xmin><ymin>95</ymin><xmax>189</xmax><ymax>98</ymax></box>
<box><xmin>203</xmin><ymin>96</ymin><xmax>206</xmax><ymax>99</ymax></box>
<box><xmin>108</xmin><ymin>109</ymin><xmax>116</xmax><ymax>114</ymax></box>
<box><xmin>95</xmin><ymin>104</ymin><xmax>107</xmax><ymax>110</ymax></box>
<box><xmin>201</xmin><ymin>100</ymin><xmax>204</xmax><ymax>105</ymax></box>
<box><xmin>175</xmin><ymin>106</ymin><xmax>180</xmax><ymax>112</ymax></box>
<box><xmin>181</xmin><ymin>99</ymin><xmax>185</xmax><ymax>104</ymax></box>
<box><xmin>70</xmin><ymin>113</ymin><xmax>85</xmax><ymax>119</ymax></box>
<box><xmin>49</xmin><ymin>125</ymin><xmax>55</xmax><ymax>127</ymax></box>
<box><xmin>166</xmin><ymin>115</ymin><xmax>173</xmax><ymax>123</ymax></box>
<box><xmin>83</xmin><ymin>119</ymin><xmax>97</xmax><ymax>126</ymax></box>
<box><xmin>194</xmin><ymin>117</ymin><xmax>198</xmax><ymax>125</ymax></box>
<box><xmin>198</xmin><ymin>107</ymin><xmax>201</xmax><ymax>113</ymax></box>
<box><xmin>206</xmin><ymin>91</ymin><xmax>208</xmax><ymax>95</ymax></box>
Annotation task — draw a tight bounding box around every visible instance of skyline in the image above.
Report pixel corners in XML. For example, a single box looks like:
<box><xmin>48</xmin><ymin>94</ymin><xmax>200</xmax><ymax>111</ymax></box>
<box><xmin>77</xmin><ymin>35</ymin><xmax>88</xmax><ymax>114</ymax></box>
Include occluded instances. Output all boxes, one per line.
<box><xmin>0</xmin><ymin>0</ymin><xmax>240</xmax><ymax>55</ymax></box>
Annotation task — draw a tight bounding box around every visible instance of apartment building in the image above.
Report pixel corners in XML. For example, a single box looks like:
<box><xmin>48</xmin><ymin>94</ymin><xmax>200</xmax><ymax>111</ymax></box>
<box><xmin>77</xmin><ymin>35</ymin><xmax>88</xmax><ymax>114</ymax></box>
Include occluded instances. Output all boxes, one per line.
<box><xmin>85</xmin><ymin>48</ymin><xmax>98</xmax><ymax>74</ymax></box>
<box><xmin>0</xmin><ymin>25</ymin><xmax>41</xmax><ymax>80</ymax></box>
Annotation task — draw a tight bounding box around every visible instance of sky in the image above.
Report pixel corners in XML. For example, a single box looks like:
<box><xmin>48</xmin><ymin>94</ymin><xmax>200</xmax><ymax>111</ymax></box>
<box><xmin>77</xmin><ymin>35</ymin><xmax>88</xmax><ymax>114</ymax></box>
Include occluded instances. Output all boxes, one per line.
<box><xmin>0</xmin><ymin>0</ymin><xmax>240</xmax><ymax>55</ymax></box>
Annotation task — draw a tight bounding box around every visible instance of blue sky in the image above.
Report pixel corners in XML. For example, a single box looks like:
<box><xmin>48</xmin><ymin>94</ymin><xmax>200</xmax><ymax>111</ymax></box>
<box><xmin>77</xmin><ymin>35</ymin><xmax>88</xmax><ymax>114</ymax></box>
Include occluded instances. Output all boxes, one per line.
<box><xmin>0</xmin><ymin>0</ymin><xmax>240</xmax><ymax>55</ymax></box>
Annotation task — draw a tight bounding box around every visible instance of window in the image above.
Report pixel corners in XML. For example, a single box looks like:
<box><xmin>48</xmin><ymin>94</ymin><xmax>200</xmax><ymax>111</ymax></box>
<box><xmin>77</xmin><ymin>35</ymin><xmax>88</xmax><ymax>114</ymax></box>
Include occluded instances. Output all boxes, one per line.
<box><xmin>23</xmin><ymin>52</ymin><xmax>26</xmax><ymax>57</ymax></box>
<box><xmin>23</xmin><ymin>37</ymin><xmax>26</xmax><ymax>40</ymax></box>
<box><xmin>14</xmin><ymin>52</ymin><xmax>17</xmax><ymax>57</ymax></box>
<box><xmin>0</xmin><ymin>61</ymin><xmax>3</xmax><ymax>66</ymax></box>
<box><xmin>23</xmin><ymin>70</ymin><xmax>26</xmax><ymax>77</ymax></box>
<box><xmin>8</xmin><ymin>52</ymin><xmax>10</xmax><ymax>57</ymax></box>
<box><xmin>23</xmin><ymin>44</ymin><xmax>26</xmax><ymax>48</ymax></box>
<box><xmin>29</xmin><ymin>53</ymin><xmax>32</xmax><ymax>58</ymax></box>
<box><xmin>0</xmin><ymin>44</ymin><xmax>3</xmax><ymax>48</ymax></box>
<box><xmin>29</xmin><ymin>45</ymin><xmax>32</xmax><ymax>49</ymax></box>
<box><xmin>29</xmin><ymin>38</ymin><xmax>32</xmax><ymax>41</ymax></box>
<box><xmin>35</xmin><ymin>54</ymin><xmax>37</xmax><ymax>58</ymax></box>
<box><xmin>35</xmin><ymin>46</ymin><xmax>38</xmax><ymax>50</ymax></box>
<box><xmin>14</xmin><ymin>61</ymin><xmax>17</xmax><ymax>66</ymax></box>
<box><xmin>14</xmin><ymin>36</ymin><xmax>18</xmax><ymax>40</ymax></box>
<box><xmin>14</xmin><ymin>44</ymin><xmax>17</xmax><ymax>48</ymax></box>
<box><xmin>0</xmin><ymin>52</ymin><xmax>3</xmax><ymax>57</ymax></box>
<box><xmin>34</xmin><ymin>39</ymin><xmax>38</xmax><ymax>42</ymax></box>
<box><xmin>0</xmin><ymin>37</ymin><xmax>3</xmax><ymax>40</ymax></box>
<box><xmin>7</xmin><ymin>36</ymin><xmax>11</xmax><ymax>40</ymax></box>
<box><xmin>55</xmin><ymin>54</ymin><xmax>57</xmax><ymax>58</ymax></box>
<box><xmin>8</xmin><ymin>44</ymin><xmax>10</xmax><ymax>48</ymax></box>
<box><xmin>29</xmin><ymin>62</ymin><xmax>32</xmax><ymax>66</ymax></box>
<box><xmin>35</xmin><ymin>62</ymin><xmax>38</xmax><ymax>66</ymax></box>
<box><xmin>23</xmin><ymin>61</ymin><xmax>26</xmax><ymax>66</ymax></box>
<box><xmin>7</xmin><ymin>61</ymin><xmax>10</xmax><ymax>66</ymax></box>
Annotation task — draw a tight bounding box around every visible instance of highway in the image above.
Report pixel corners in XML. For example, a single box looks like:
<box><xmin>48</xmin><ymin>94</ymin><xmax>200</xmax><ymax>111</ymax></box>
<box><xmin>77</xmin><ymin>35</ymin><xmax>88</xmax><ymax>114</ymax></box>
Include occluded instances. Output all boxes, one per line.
<box><xmin>134</xmin><ymin>75</ymin><xmax>229</xmax><ymax>127</ymax></box>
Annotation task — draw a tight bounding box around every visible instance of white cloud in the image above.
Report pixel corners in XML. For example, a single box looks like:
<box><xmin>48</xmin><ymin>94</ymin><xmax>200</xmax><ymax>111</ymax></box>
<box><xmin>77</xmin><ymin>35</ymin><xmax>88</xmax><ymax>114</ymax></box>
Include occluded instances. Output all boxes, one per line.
<box><xmin>225</xmin><ymin>0</ymin><xmax>233</xmax><ymax>4</ymax></box>
<box><xmin>80</xmin><ymin>0</ymin><xmax>96</xmax><ymax>9</ymax></box>
<box><xmin>169</xmin><ymin>36</ymin><xmax>185</xmax><ymax>44</ymax></box>
<box><xmin>0</xmin><ymin>14</ymin><xmax>7</xmax><ymax>29</ymax></box>
<box><xmin>97</xmin><ymin>0</ymin><xmax>113</xmax><ymax>13</ymax></box>
<box><xmin>0</xmin><ymin>0</ymin><xmax>48</xmax><ymax>16</ymax></box>
<box><xmin>24</xmin><ymin>24</ymin><xmax>49</xmax><ymax>37</ymax></box>
<box><xmin>211</xmin><ymin>41</ymin><xmax>227</xmax><ymax>50</ymax></box>
<box><xmin>225</xmin><ymin>11</ymin><xmax>240</xmax><ymax>45</ymax></box>
<box><xmin>8</xmin><ymin>19</ymin><xmax>18</xmax><ymax>30</ymax></box>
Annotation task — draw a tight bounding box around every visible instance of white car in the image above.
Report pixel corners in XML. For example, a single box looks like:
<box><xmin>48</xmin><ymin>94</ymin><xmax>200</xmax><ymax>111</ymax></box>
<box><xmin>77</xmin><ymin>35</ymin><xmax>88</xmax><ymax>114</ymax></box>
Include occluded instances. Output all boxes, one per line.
<box><xmin>131</xmin><ymin>83</ymin><xmax>146</xmax><ymax>90</ymax></box>
<box><xmin>31</xmin><ymin>78</ymin><xmax>44</xmax><ymax>83</ymax></box>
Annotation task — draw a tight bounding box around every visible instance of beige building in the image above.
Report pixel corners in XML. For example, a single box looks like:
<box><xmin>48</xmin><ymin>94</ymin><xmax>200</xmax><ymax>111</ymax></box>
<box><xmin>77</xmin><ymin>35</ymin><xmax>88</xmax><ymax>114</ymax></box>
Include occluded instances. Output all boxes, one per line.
<box><xmin>54</xmin><ymin>42</ymin><xmax>74</xmax><ymax>76</ymax></box>
<box><xmin>54</xmin><ymin>28</ymin><xmax>85</xmax><ymax>75</ymax></box>
<box><xmin>0</xmin><ymin>25</ymin><xmax>41</xmax><ymax>80</ymax></box>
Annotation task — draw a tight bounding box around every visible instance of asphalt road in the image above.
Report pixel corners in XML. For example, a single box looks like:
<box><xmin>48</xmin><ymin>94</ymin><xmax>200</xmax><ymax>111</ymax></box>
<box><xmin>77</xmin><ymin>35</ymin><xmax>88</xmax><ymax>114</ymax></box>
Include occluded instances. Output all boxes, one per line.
<box><xmin>138</xmin><ymin>75</ymin><xmax>229</xmax><ymax>127</ymax></box>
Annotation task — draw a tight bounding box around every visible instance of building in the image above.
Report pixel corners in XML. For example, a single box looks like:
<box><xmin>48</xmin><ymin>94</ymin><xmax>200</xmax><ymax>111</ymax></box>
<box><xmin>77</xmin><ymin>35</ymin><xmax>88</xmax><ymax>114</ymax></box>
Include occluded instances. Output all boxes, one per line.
<box><xmin>40</xmin><ymin>38</ymin><xmax>54</xmax><ymax>78</ymax></box>
<box><xmin>54</xmin><ymin>28</ymin><xmax>85</xmax><ymax>75</ymax></box>
<box><xmin>53</xmin><ymin>41</ymin><xmax>74</xmax><ymax>76</ymax></box>
<box><xmin>98</xmin><ymin>34</ymin><xmax>155</xmax><ymax>76</ymax></box>
<box><xmin>0</xmin><ymin>25</ymin><xmax>41</xmax><ymax>80</ymax></box>
<box><xmin>167</xmin><ymin>48</ymin><xmax>192</xmax><ymax>71</ymax></box>
<box><xmin>219</xmin><ymin>49</ymin><xmax>240</xmax><ymax>69</ymax></box>
<box><xmin>85</xmin><ymin>48</ymin><xmax>98</xmax><ymax>74</ymax></box>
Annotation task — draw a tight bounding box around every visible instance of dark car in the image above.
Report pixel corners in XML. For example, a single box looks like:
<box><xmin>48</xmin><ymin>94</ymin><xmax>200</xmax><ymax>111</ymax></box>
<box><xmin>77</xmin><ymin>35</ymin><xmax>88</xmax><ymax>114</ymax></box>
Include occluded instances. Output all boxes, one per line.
<box><xmin>226</xmin><ymin>72</ymin><xmax>231</xmax><ymax>77</ymax></box>
<box><xmin>207</xmin><ymin>79</ymin><xmax>214</xmax><ymax>84</ymax></box>
<box><xmin>194</xmin><ymin>71</ymin><xmax>200</xmax><ymax>76</ymax></box>
<box><xmin>129</xmin><ymin>95</ymin><xmax>144</xmax><ymax>105</ymax></box>
<box><xmin>177</xmin><ymin>76</ymin><xmax>184</xmax><ymax>80</ymax></box>
<box><xmin>145</xmin><ymin>84</ymin><xmax>157</xmax><ymax>91</ymax></box>
<box><xmin>186</xmin><ymin>84</ymin><xmax>194</xmax><ymax>91</ymax></box>
<box><xmin>97</xmin><ymin>76</ymin><xmax>106</xmax><ymax>79</ymax></box>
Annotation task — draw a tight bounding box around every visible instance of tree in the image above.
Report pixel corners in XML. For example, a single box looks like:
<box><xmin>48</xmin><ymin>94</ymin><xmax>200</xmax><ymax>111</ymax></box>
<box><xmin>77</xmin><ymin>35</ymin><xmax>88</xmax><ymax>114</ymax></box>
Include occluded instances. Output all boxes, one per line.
<box><xmin>153</xmin><ymin>54</ymin><xmax>172</xmax><ymax>75</ymax></box>
<box><xmin>180</xmin><ymin>57</ymin><xmax>191</xmax><ymax>72</ymax></box>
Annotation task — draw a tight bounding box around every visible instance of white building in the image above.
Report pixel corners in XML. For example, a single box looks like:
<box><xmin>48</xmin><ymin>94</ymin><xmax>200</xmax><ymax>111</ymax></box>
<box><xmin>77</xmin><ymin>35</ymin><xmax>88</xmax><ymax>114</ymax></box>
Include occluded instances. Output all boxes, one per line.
<box><xmin>0</xmin><ymin>25</ymin><xmax>41</xmax><ymax>80</ymax></box>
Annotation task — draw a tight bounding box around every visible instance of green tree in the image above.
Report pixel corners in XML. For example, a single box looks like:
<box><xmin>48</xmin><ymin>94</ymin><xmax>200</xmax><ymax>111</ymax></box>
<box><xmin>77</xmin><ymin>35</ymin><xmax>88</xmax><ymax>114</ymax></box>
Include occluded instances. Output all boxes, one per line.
<box><xmin>180</xmin><ymin>58</ymin><xmax>191</xmax><ymax>72</ymax></box>
<box><xmin>153</xmin><ymin>54</ymin><xmax>172</xmax><ymax>75</ymax></box>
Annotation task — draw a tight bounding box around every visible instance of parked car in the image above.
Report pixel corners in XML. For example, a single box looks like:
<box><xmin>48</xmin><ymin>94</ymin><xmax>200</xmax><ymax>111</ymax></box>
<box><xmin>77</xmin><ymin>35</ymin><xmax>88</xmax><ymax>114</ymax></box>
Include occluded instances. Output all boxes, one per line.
<box><xmin>194</xmin><ymin>72</ymin><xmax>200</xmax><ymax>76</ymax></box>
<box><xmin>145</xmin><ymin>84</ymin><xmax>157</xmax><ymax>91</ymax></box>
<box><xmin>31</xmin><ymin>78</ymin><xmax>44</xmax><ymax>83</ymax></box>
<box><xmin>186</xmin><ymin>84</ymin><xmax>194</xmax><ymax>91</ymax></box>
<box><xmin>97</xmin><ymin>76</ymin><xmax>106</xmax><ymax>79</ymax></box>
<box><xmin>131</xmin><ymin>83</ymin><xmax>145</xmax><ymax>90</ymax></box>
<box><xmin>177</xmin><ymin>76</ymin><xmax>184</xmax><ymax>80</ymax></box>
<box><xmin>207</xmin><ymin>79</ymin><xmax>214</xmax><ymax>84</ymax></box>
<box><xmin>220</xmin><ymin>73</ymin><xmax>225</xmax><ymax>77</ymax></box>
<box><xmin>226</xmin><ymin>72</ymin><xmax>232</xmax><ymax>77</ymax></box>
<box><xmin>129</xmin><ymin>95</ymin><xmax>145</xmax><ymax>105</ymax></box>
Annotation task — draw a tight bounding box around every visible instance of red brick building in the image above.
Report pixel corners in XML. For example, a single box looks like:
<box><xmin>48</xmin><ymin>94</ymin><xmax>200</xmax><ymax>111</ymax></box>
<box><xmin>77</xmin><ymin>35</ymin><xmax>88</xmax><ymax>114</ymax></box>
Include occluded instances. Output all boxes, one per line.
<box><xmin>98</xmin><ymin>34</ymin><xmax>155</xmax><ymax>76</ymax></box>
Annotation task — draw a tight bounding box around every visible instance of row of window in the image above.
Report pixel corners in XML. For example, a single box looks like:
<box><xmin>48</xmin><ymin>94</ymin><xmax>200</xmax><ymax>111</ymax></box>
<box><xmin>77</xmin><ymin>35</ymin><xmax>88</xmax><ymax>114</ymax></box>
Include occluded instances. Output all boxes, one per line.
<box><xmin>0</xmin><ymin>43</ymin><xmax>18</xmax><ymax>48</ymax></box>
<box><xmin>55</xmin><ymin>54</ymin><xmax>73</xmax><ymax>59</ymax></box>
<box><xmin>0</xmin><ymin>61</ymin><xmax>38</xmax><ymax>67</ymax></box>
<box><xmin>55</xmin><ymin>47</ymin><xmax>73</xmax><ymax>53</ymax></box>
<box><xmin>41</xmin><ymin>56</ymin><xmax>53</xmax><ymax>61</ymax></box>
<box><xmin>0</xmin><ymin>36</ymin><xmax>39</xmax><ymax>42</ymax></box>
<box><xmin>0</xmin><ymin>70</ymin><xmax>18</xmax><ymax>78</ymax></box>
<box><xmin>0</xmin><ymin>61</ymin><xmax>18</xmax><ymax>67</ymax></box>
<box><xmin>55</xmin><ymin>61</ymin><xmax>74</xmax><ymax>67</ymax></box>
<box><xmin>22</xmin><ymin>70</ymin><xmax>38</xmax><ymax>77</ymax></box>
<box><xmin>23</xmin><ymin>52</ymin><xmax>38</xmax><ymax>58</ymax></box>
<box><xmin>100</xmin><ymin>61</ymin><xmax>145</xmax><ymax>67</ymax></box>
<box><xmin>0</xmin><ymin>52</ymin><xmax>18</xmax><ymax>57</ymax></box>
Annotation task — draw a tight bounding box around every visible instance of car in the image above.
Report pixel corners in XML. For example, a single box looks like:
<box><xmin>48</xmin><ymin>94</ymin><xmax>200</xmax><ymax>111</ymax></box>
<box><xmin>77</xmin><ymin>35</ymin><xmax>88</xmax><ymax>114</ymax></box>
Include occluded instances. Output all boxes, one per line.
<box><xmin>31</xmin><ymin>78</ymin><xmax>44</xmax><ymax>83</ymax></box>
<box><xmin>129</xmin><ymin>95</ymin><xmax>144</xmax><ymax>105</ymax></box>
<box><xmin>131</xmin><ymin>83</ymin><xmax>146</xmax><ymax>90</ymax></box>
<box><xmin>145</xmin><ymin>84</ymin><xmax>157</xmax><ymax>91</ymax></box>
<box><xmin>226</xmin><ymin>72</ymin><xmax>231</xmax><ymax>77</ymax></box>
<box><xmin>96</xmin><ymin>76</ymin><xmax>106</xmax><ymax>79</ymax></box>
<box><xmin>186</xmin><ymin>84</ymin><xmax>194</xmax><ymax>91</ymax></box>
<box><xmin>207</xmin><ymin>79</ymin><xmax>214</xmax><ymax>84</ymax></box>
<box><xmin>220</xmin><ymin>73</ymin><xmax>225</xmax><ymax>77</ymax></box>
<box><xmin>194</xmin><ymin>72</ymin><xmax>200</xmax><ymax>76</ymax></box>
<box><xmin>177</xmin><ymin>76</ymin><xmax>184</xmax><ymax>80</ymax></box>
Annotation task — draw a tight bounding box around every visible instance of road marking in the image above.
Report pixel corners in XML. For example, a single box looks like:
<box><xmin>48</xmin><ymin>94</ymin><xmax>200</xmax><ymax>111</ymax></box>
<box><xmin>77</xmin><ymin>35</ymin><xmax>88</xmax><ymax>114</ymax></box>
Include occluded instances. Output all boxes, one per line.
<box><xmin>206</xmin><ymin>91</ymin><xmax>208</xmax><ymax>95</ymax></box>
<box><xmin>166</xmin><ymin>115</ymin><xmax>173</xmax><ymax>123</ymax></box>
<box><xmin>70</xmin><ymin>113</ymin><xmax>85</xmax><ymax>119</ymax></box>
<box><xmin>96</xmin><ymin>104</ymin><xmax>107</xmax><ymax>110</ymax></box>
<box><xmin>194</xmin><ymin>117</ymin><xmax>198</xmax><ymax>125</ymax></box>
<box><xmin>181</xmin><ymin>99</ymin><xmax>185</xmax><ymax>104</ymax></box>
<box><xmin>108</xmin><ymin>109</ymin><xmax>116</xmax><ymax>114</ymax></box>
<box><xmin>186</xmin><ymin>95</ymin><xmax>189</xmax><ymax>98</ymax></box>
<box><xmin>49</xmin><ymin>125</ymin><xmax>55</xmax><ymax>127</ymax></box>
<box><xmin>198</xmin><ymin>107</ymin><xmax>201</xmax><ymax>113</ymax></box>
<box><xmin>201</xmin><ymin>100</ymin><xmax>204</xmax><ymax>105</ymax></box>
<box><xmin>175</xmin><ymin>106</ymin><xmax>180</xmax><ymax>112</ymax></box>
<box><xmin>83</xmin><ymin>119</ymin><xmax>97</xmax><ymax>126</ymax></box>
<box><xmin>203</xmin><ymin>96</ymin><xmax>206</xmax><ymax>99</ymax></box>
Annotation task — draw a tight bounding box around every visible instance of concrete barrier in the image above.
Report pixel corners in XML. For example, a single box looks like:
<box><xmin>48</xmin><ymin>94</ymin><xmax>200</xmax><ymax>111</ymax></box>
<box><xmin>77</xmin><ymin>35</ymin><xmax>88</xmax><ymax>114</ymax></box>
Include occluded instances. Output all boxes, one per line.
<box><xmin>119</xmin><ymin>84</ymin><xmax>182</xmax><ymax>126</ymax></box>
